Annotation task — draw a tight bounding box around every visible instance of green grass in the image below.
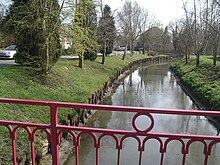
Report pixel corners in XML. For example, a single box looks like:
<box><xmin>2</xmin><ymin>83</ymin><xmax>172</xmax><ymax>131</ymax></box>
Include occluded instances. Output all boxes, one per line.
<box><xmin>0</xmin><ymin>54</ymin><xmax>158</xmax><ymax>163</ymax></box>
<box><xmin>171</xmin><ymin>55</ymin><xmax>220</xmax><ymax>110</ymax></box>
<box><xmin>0</xmin><ymin>55</ymin><xmax>153</xmax><ymax>122</ymax></box>
<box><xmin>1</xmin><ymin>54</ymin><xmax>157</xmax><ymax>121</ymax></box>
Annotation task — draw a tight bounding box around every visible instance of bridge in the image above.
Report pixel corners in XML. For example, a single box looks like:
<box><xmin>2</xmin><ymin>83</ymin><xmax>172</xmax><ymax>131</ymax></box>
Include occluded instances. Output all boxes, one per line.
<box><xmin>0</xmin><ymin>98</ymin><xmax>219</xmax><ymax>165</ymax></box>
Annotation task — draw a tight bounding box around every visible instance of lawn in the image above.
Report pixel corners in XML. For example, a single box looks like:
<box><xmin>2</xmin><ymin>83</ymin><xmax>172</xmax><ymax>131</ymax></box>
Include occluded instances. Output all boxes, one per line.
<box><xmin>0</xmin><ymin>54</ymin><xmax>159</xmax><ymax>163</ymax></box>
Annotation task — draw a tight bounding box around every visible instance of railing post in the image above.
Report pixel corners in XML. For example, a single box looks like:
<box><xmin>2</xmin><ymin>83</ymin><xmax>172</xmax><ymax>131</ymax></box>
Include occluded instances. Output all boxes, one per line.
<box><xmin>50</xmin><ymin>105</ymin><xmax>60</xmax><ymax>165</ymax></box>
<box><xmin>11</xmin><ymin>136</ymin><xmax>17</xmax><ymax>165</ymax></box>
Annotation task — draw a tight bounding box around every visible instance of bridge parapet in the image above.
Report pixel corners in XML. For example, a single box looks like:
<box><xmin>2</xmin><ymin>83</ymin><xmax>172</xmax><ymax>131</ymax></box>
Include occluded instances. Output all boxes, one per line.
<box><xmin>0</xmin><ymin>98</ymin><xmax>219</xmax><ymax>165</ymax></box>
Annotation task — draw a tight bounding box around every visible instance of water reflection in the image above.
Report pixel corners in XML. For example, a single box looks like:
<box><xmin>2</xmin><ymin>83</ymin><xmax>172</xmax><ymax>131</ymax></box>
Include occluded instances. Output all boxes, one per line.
<box><xmin>64</xmin><ymin>63</ymin><xmax>219</xmax><ymax>165</ymax></box>
<box><xmin>111</xmin><ymin>64</ymin><xmax>194</xmax><ymax>109</ymax></box>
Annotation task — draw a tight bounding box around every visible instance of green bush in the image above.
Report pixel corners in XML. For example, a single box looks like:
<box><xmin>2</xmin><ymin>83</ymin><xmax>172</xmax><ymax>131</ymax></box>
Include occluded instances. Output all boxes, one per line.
<box><xmin>171</xmin><ymin>57</ymin><xmax>220</xmax><ymax>110</ymax></box>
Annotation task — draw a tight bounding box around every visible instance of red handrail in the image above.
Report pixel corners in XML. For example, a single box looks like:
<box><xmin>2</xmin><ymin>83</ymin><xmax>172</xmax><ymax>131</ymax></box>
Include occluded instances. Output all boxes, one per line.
<box><xmin>0</xmin><ymin>98</ymin><xmax>219</xmax><ymax>165</ymax></box>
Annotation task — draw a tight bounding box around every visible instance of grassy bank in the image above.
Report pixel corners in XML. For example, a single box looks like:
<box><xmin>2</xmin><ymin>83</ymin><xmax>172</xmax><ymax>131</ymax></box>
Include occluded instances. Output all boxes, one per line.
<box><xmin>1</xmin><ymin>54</ymin><xmax>164</xmax><ymax>163</ymax></box>
<box><xmin>1</xmin><ymin>54</ymin><xmax>158</xmax><ymax>125</ymax></box>
<box><xmin>171</xmin><ymin>56</ymin><xmax>220</xmax><ymax>110</ymax></box>
<box><xmin>0</xmin><ymin>54</ymin><xmax>153</xmax><ymax>104</ymax></box>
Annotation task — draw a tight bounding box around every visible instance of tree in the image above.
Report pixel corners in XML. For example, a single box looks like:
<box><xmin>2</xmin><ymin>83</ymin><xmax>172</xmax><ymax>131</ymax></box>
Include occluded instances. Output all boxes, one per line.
<box><xmin>74</xmin><ymin>0</ymin><xmax>98</xmax><ymax>61</ymax></box>
<box><xmin>195</xmin><ymin>0</ymin><xmax>220</xmax><ymax>66</ymax></box>
<box><xmin>97</xmin><ymin>5</ymin><xmax>116</xmax><ymax>64</ymax></box>
<box><xmin>118</xmin><ymin>0</ymin><xmax>150</xmax><ymax>59</ymax></box>
<box><xmin>171</xmin><ymin>24</ymin><xmax>180</xmax><ymax>52</ymax></box>
<box><xmin>0</xmin><ymin>3</ymin><xmax>4</xmax><ymax>24</ymax></box>
<box><xmin>138</xmin><ymin>26</ymin><xmax>164</xmax><ymax>53</ymax></box>
<box><xmin>0</xmin><ymin>3</ymin><xmax>6</xmax><ymax>47</ymax></box>
<box><xmin>209</xmin><ymin>24</ymin><xmax>219</xmax><ymax>67</ymax></box>
<box><xmin>182</xmin><ymin>0</ymin><xmax>210</xmax><ymax>67</ymax></box>
<box><xmin>179</xmin><ymin>25</ymin><xmax>194</xmax><ymax>63</ymax></box>
<box><xmin>169</xmin><ymin>20</ymin><xmax>193</xmax><ymax>63</ymax></box>
<box><xmin>72</xmin><ymin>25</ymin><xmax>97</xmax><ymax>68</ymax></box>
<box><xmin>3</xmin><ymin>0</ymin><xmax>63</xmax><ymax>73</ymax></box>
<box><xmin>72</xmin><ymin>0</ymin><xmax>98</xmax><ymax>68</ymax></box>
<box><xmin>138</xmin><ymin>11</ymin><xmax>155</xmax><ymax>54</ymax></box>
<box><xmin>204</xmin><ymin>0</ymin><xmax>220</xmax><ymax>66</ymax></box>
<box><xmin>162</xmin><ymin>26</ymin><xmax>172</xmax><ymax>52</ymax></box>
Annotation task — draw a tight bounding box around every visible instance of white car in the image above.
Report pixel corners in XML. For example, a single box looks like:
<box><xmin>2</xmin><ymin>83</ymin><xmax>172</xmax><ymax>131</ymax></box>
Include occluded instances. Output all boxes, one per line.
<box><xmin>0</xmin><ymin>45</ymin><xmax>17</xmax><ymax>59</ymax></box>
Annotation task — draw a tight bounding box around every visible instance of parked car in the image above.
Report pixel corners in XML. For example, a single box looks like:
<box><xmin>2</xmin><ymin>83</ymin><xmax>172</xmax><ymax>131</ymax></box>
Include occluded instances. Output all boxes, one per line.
<box><xmin>0</xmin><ymin>45</ymin><xmax>17</xmax><ymax>59</ymax></box>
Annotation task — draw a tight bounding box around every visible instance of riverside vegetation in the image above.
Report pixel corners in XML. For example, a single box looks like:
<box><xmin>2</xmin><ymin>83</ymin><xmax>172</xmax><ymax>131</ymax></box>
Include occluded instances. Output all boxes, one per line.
<box><xmin>171</xmin><ymin>56</ymin><xmax>220</xmax><ymax>111</ymax></box>
<box><xmin>0</xmin><ymin>54</ymin><xmax>167</xmax><ymax>164</ymax></box>
<box><xmin>0</xmin><ymin>54</ymin><xmax>219</xmax><ymax>164</ymax></box>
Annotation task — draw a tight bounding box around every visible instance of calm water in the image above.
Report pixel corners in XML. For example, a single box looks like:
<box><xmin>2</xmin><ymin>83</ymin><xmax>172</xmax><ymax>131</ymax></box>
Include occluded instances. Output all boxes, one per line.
<box><xmin>64</xmin><ymin>63</ymin><xmax>220</xmax><ymax>165</ymax></box>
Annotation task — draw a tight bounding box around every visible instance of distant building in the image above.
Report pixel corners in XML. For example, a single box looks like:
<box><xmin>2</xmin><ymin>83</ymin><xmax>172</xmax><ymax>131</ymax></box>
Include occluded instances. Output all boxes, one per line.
<box><xmin>60</xmin><ymin>37</ymin><xmax>72</xmax><ymax>49</ymax></box>
<box><xmin>119</xmin><ymin>46</ymin><xmax>126</xmax><ymax>51</ymax></box>
<box><xmin>113</xmin><ymin>45</ymin><xmax>127</xmax><ymax>51</ymax></box>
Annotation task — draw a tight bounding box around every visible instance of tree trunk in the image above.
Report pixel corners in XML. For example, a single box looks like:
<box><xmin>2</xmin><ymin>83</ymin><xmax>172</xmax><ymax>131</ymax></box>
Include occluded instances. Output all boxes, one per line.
<box><xmin>130</xmin><ymin>39</ymin><xmax>134</xmax><ymax>56</ymax></box>
<box><xmin>122</xmin><ymin>42</ymin><xmax>128</xmax><ymax>60</ymax></box>
<box><xmin>213</xmin><ymin>34</ymin><xmax>219</xmax><ymax>67</ymax></box>
<box><xmin>185</xmin><ymin>54</ymin><xmax>188</xmax><ymax>64</ymax></box>
<box><xmin>102</xmin><ymin>40</ymin><xmax>106</xmax><ymax>64</ymax></box>
<box><xmin>213</xmin><ymin>54</ymin><xmax>217</xmax><ymax>67</ymax></box>
<box><xmin>43</xmin><ymin>17</ymin><xmax>50</xmax><ymax>73</ymax></box>
<box><xmin>129</xmin><ymin>71</ymin><xmax>133</xmax><ymax>86</ymax></box>
<box><xmin>79</xmin><ymin>55</ymin><xmax>84</xmax><ymax>68</ymax></box>
<box><xmin>142</xmin><ymin>38</ymin><xmax>146</xmax><ymax>54</ymax></box>
<box><xmin>46</xmin><ymin>37</ymin><xmax>50</xmax><ymax>72</ymax></box>
<box><xmin>196</xmin><ymin>52</ymin><xmax>200</xmax><ymax>67</ymax></box>
<box><xmin>213</xmin><ymin>46</ymin><xmax>218</xmax><ymax>67</ymax></box>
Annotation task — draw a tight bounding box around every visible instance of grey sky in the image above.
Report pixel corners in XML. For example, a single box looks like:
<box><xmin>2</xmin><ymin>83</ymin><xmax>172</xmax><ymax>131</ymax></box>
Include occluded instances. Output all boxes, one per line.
<box><xmin>104</xmin><ymin>0</ymin><xmax>184</xmax><ymax>25</ymax></box>
<box><xmin>1</xmin><ymin>0</ymin><xmax>184</xmax><ymax>25</ymax></box>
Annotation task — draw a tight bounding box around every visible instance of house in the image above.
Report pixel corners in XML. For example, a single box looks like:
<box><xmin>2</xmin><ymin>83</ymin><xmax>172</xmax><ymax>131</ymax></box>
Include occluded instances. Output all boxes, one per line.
<box><xmin>60</xmin><ymin>37</ymin><xmax>72</xmax><ymax>49</ymax></box>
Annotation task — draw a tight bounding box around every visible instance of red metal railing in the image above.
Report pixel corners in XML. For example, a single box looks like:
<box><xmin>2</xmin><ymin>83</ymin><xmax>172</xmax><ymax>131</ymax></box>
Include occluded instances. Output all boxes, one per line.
<box><xmin>0</xmin><ymin>98</ymin><xmax>220</xmax><ymax>165</ymax></box>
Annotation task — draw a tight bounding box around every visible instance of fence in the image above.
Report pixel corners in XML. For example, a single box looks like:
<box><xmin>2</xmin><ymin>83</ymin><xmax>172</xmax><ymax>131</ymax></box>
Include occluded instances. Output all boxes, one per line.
<box><xmin>0</xmin><ymin>98</ymin><xmax>219</xmax><ymax>165</ymax></box>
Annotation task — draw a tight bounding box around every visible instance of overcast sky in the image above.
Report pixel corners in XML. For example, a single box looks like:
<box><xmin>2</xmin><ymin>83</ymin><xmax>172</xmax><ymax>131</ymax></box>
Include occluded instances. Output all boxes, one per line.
<box><xmin>1</xmin><ymin>0</ymin><xmax>184</xmax><ymax>26</ymax></box>
<box><xmin>103</xmin><ymin>0</ymin><xmax>184</xmax><ymax>25</ymax></box>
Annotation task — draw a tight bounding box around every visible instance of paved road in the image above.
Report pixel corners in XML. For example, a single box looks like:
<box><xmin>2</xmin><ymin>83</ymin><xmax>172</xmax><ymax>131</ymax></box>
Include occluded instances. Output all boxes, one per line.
<box><xmin>0</xmin><ymin>59</ymin><xmax>16</xmax><ymax>66</ymax></box>
<box><xmin>0</xmin><ymin>52</ymin><xmax>125</xmax><ymax>66</ymax></box>
<box><xmin>60</xmin><ymin>56</ymin><xmax>79</xmax><ymax>60</ymax></box>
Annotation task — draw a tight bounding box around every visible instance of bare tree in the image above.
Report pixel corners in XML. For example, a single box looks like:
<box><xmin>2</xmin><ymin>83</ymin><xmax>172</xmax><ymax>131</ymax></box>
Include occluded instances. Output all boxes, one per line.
<box><xmin>213</xmin><ymin>0</ymin><xmax>220</xmax><ymax>6</ymax></box>
<box><xmin>169</xmin><ymin>19</ymin><xmax>194</xmax><ymax>62</ymax></box>
<box><xmin>118</xmin><ymin>0</ymin><xmax>151</xmax><ymax>59</ymax></box>
<box><xmin>179</xmin><ymin>24</ymin><xmax>194</xmax><ymax>63</ymax></box>
<box><xmin>182</xmin><ymin>0</ymin><xmax>210</xmax><ymax>67</ymax></box>
<box><xmin>169</xmin><ymin>21</ymin><xmax>181</xmax><ymax>52</ymax></box>
<box><xmin>206</xmin><ymin>0</ymin><xmax>220</xmax><ymax>66</ymax></box>
<box><xmin>183</xmin><ymin>0</ymin><xmax>220</xmax><ymax>66</ymax></box>
<box><xmin>139</xmin><ymin>11</ymin><xmax>156</xmax><ymax>54</ymax></box>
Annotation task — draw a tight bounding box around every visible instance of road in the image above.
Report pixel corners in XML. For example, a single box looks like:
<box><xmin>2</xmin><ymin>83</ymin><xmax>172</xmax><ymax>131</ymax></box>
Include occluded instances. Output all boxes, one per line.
<box><xmin>0</xmin><ymin>59</ymin><xmax>16</xmax><ymax>66</ymax></box>
<box><xmin>0</xmin><ymin>52</ymin><xmax>125</xmax><ymax>66</ymax></box>
<box><xmin>0</xmin><ymin>56</ymin><xmax>80</xmax><ymax>67</ymax></box>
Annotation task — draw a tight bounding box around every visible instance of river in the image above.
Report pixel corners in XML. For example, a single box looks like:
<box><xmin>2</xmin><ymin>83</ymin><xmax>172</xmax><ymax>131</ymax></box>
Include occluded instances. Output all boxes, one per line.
<box><xmin>64</xmin><ymin>63</ymin><xmax>220</xmax><ymax>165</ymax></box>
